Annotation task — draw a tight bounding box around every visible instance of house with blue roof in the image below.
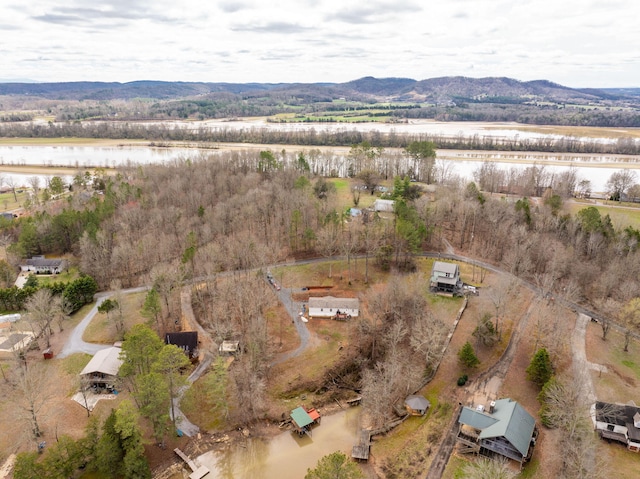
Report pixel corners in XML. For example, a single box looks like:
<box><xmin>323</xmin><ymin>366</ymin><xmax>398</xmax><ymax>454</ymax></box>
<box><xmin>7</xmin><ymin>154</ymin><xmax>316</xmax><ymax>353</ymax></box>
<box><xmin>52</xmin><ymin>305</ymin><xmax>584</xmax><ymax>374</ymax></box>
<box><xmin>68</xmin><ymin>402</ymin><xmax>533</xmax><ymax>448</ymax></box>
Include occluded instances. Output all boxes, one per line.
<box><xmin>457</xmin><ymin>398</ymin><xmax>538</xmax><ymax>467</ymax></box>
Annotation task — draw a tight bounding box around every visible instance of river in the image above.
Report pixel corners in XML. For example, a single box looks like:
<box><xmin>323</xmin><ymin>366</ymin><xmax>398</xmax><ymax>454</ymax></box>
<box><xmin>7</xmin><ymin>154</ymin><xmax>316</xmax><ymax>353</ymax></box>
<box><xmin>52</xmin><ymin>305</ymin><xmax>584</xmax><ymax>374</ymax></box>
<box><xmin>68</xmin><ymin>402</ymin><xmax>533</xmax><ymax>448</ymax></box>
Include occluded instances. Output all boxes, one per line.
<box><xmin>195</xmin><ymin>407</ymin><xmax>361</xmax><ymax>479</ymax></box>
<box><xmin>1</xmin><ymin>129</ymin><xmax>640</xmax><ymax>192</ymax></box>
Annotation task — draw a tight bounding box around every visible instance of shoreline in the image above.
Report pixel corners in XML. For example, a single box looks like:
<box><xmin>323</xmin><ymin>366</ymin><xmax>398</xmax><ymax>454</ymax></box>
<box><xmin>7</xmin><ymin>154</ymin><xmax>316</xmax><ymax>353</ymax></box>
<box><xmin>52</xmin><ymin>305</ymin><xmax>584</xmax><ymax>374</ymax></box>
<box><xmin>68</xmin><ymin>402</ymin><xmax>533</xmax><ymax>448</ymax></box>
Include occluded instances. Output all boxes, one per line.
<box><xmin>0</xmin><ymin>138</ymin><xmax>639</xmax><ymax>172</ymax></box>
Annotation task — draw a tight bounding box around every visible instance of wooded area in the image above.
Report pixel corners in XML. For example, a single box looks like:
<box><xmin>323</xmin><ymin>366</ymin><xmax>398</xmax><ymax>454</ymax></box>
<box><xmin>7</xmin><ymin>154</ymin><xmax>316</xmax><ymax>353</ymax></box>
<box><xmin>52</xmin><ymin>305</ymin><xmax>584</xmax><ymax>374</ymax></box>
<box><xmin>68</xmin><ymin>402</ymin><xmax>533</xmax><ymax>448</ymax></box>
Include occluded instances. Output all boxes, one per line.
<box><xmin>1</xmin><ymin>134</ymin><xmax>640</xmax><ymax>478</ymax></box>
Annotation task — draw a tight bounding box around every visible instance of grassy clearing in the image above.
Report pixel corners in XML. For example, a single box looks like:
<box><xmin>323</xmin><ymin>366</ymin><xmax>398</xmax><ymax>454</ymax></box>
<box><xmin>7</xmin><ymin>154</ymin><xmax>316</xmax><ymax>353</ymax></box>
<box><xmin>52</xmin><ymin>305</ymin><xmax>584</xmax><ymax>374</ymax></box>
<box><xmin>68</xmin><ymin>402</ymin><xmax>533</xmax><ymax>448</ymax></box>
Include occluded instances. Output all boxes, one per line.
<box><xmin>181</xmin><ymin>362</ymin><xmax>232</xmax><ymax>431</ymax></box>
<box><xmin>268</xmin><ymin>324</ymin><xmax>348</xmax><ymax>402</ymax></box>
<box><xmin>60</xmin><ymin>352</ymin><xmax>92</xmax><ymax>376</ymax></box>
<box><xmin>564</xmin><ymin>201</ymin><xmax>640</xmax><ymax>229</ymax></box>
<box><xmin>0</xmin><ymin>190</ymin><xmax>29</xmax><ymax>211</ymax></box>
<box><xmin>82</xmin><ymin>292</ymin><xmax>146</xmax><ymax>343</ymax></box>
<box><xmin>327</xmin><ymin>177</ymin><xmax>391</xmax><ymax>211</ymax></box>
<box><xmin>601</xmin><ymin>443</ymin><xmax>640</xmax><ymax>479</ymax></box>
<box><xmin>30</xmin><ymin>267</ymin><xmax>80</xmax><ymax>287</ymax></box>
<box><xmin>442</xmin><ymin>454</ymin><xmax>468</xmax><ymax>479</ymax></box>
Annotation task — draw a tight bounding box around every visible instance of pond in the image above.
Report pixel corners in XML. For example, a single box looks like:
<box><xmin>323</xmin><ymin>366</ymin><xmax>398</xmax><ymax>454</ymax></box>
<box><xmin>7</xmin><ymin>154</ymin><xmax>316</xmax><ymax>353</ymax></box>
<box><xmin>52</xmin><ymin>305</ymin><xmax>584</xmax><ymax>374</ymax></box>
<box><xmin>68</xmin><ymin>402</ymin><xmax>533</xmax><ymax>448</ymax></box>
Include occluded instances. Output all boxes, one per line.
<box><xmin>195</xmin><ymin>406</ymin><xmax>362</xmax><ymax>479</ymax></box>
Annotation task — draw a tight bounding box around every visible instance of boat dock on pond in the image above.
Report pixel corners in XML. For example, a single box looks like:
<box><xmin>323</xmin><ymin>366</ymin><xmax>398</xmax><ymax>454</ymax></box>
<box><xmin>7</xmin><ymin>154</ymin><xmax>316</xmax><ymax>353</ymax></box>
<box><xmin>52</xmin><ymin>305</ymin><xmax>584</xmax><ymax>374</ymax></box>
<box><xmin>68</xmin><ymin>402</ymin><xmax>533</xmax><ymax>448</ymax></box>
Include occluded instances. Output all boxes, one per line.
<box><xmin>351</xmin><ymin>429</ymin><xmax>372</xmax><ymax>461</ymax></box>
<box><xmin>174</xmin><ymin>448</ymin><xmax>210</xmax><ymax>479</ymax></box>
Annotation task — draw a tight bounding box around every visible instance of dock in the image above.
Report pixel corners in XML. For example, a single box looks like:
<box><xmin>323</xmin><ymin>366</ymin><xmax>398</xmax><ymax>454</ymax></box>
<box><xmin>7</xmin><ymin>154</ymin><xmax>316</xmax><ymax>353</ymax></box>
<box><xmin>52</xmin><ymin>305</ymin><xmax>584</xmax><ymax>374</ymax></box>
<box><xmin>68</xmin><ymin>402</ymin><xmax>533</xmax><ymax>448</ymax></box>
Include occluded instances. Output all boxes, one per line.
<box><xmin>351</xmin><ymin>429</ymin><xmax>372</xmax><ymax>461</ymax></box>
<box><xmin>174</xmin><ymin>448</ymin><xmax>210</xmax><ymax>479</ymax></box>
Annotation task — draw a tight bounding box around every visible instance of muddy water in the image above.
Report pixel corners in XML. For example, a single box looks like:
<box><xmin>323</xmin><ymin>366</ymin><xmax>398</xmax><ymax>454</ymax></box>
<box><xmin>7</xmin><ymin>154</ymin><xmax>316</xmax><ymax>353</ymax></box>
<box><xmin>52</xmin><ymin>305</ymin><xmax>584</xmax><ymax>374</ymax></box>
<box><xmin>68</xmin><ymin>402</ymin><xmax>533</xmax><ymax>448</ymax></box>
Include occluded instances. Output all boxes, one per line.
<box><xmin>196</xmin><ymin>407</ymin><xmax>361</xmax><ymax>479</ymax></box>
<box><xmin>0</xmin><ymin>144</ymin><xmax>634</xmax><ymax>192</ymax></box>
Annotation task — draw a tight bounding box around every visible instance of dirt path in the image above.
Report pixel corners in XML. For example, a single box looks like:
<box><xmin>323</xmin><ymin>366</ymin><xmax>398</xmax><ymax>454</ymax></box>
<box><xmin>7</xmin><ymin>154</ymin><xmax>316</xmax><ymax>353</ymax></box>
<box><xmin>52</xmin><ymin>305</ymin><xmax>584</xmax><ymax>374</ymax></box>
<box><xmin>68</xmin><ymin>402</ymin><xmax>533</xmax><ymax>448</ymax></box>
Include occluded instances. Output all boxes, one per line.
<box><xmin>425</xmin><ymin>295</ymin><xmax>535</xmax><ymax>479</ymax></box>
<box><xmin>572</xmin><ymin>313</ymin><xmax>607</xmax><ymax>404</ymax></box>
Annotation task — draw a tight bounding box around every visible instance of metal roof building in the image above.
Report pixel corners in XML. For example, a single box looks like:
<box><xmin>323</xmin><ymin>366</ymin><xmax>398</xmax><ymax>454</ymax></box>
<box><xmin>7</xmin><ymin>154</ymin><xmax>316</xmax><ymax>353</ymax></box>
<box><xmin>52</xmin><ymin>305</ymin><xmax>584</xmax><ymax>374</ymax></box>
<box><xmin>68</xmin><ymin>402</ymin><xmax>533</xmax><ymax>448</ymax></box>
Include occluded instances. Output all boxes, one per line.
<box><xmin>458</xmin><ymin>398</ymin><xmax>537</xmax><ymax>466</ymax></box>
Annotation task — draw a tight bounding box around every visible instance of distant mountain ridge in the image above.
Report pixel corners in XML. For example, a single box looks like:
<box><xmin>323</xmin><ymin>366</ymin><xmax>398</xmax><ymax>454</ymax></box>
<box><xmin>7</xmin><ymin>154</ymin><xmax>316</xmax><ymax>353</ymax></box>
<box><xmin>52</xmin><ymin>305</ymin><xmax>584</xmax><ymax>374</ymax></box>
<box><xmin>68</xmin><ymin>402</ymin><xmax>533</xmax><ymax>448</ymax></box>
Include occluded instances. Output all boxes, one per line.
<box><xmin>0</xmin><ymin>76</ymin><xmax>635</xmax><ymax>104</ymax></box>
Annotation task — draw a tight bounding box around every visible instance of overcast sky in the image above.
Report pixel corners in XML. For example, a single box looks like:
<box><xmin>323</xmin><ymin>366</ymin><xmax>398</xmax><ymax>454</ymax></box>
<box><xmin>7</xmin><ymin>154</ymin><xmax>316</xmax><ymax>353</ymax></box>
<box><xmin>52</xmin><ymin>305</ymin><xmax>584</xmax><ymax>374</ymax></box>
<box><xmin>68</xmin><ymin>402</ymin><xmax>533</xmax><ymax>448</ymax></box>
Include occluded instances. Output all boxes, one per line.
<box><xmin>1</xmin><ymin>0</ymin><xmax>638</xmax><ymax>88</ymax></box>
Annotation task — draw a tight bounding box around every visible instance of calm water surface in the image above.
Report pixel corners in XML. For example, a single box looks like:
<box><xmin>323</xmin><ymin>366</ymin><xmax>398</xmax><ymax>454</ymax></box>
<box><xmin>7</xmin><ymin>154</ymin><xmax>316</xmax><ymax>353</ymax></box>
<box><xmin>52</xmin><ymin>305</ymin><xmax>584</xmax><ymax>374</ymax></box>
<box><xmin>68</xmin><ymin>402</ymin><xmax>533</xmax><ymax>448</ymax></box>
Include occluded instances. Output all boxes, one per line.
<box><xmin>0</xmin><ymin>142</ymin><xmax>637</xmax><ymax>192</ymax></box>
<box><xmin>196</xmin><ymin>407</ymin><xmax>361</xmax><ymax>479</ymax></box>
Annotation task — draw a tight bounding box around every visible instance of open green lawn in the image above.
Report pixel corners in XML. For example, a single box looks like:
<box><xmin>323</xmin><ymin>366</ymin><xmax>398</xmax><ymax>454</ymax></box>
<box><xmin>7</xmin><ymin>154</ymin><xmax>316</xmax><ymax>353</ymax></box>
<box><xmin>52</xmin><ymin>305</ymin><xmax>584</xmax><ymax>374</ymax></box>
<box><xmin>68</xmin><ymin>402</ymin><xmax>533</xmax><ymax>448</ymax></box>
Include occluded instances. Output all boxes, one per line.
<box><xmin>327</xmin><ymin>177</ymin><xmax>391</xmax><ymax>211</ymax></box>
<box><xmin>29</xmin><ymin>267</ymin><xmax>80</xmax><ymax>287</ymax></box>
<box><xmin>564</xmin><ymin>200</ymin><xmax>640</xmax><ymax>229</ymax></box>
<box><xmin>82</xmin><ymin>292</ymin><xmax>147</xmax><ymax>343</ymax></box>
<box><xmin>0</xmin><ymin>190</ymin><xmax>29</xmax><ymax>212</ymax></box>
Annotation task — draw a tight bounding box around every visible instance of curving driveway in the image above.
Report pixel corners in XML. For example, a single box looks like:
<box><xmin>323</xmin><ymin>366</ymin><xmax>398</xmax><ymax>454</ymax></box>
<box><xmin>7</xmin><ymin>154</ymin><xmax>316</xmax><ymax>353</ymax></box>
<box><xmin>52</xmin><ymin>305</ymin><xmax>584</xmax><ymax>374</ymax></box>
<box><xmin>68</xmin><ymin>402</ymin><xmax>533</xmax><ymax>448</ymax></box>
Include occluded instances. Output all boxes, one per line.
<box><xmin>270</xmin><ymin>285</ymin><xmax>311</xmax><ymax>367</ymax></box>
<box><xmin>58</xmin><ymin>287</ymin><xmax>149</xmax><ymax>358</ymax></box>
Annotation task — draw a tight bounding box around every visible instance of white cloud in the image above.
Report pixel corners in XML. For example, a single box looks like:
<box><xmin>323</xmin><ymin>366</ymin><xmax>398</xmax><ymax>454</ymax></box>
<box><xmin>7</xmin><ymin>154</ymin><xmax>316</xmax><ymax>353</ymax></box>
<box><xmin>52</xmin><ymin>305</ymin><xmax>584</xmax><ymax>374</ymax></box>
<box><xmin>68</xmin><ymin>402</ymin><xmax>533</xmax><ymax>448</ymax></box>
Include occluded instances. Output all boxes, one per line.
<box><xmin>0</xmin><ymin>0</ymin><xmax>638</xmax><ymax>87</ymax></box>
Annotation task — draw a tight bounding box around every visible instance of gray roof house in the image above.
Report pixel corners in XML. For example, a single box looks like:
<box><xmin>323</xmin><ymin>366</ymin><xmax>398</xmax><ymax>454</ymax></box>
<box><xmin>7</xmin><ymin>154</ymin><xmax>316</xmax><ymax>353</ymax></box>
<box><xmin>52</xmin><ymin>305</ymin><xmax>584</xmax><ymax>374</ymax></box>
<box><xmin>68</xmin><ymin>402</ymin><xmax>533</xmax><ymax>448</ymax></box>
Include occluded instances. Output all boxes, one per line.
<box><xmin>457</xmin><ymin>398</ymin><xmax>538</xmax><ymax>466</ymax></box>
<box><xmin>430</xmin><ymin>261</ymin><xmax>461</xmax><ymax>294</ymax></box>
<box><xmin>20</xmin><ymin>256</ymin><xmax>68</xmax><ymax>274</ymax></box>
<box><xmin>593</xmin><ymin>401</ymin><xmax>640</xmax><ymax>452</ymax></box>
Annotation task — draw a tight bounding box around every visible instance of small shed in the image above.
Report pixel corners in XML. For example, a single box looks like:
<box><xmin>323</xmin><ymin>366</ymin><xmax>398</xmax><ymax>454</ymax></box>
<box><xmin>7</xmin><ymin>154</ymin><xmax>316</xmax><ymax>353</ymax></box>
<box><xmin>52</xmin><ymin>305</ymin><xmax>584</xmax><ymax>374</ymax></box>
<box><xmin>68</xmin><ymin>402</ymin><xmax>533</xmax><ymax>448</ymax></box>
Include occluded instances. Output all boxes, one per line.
<box><xmin>218</xmin><ymin>340</ymin><xmax>240</xmax><ymax>355</ymax></box>
<box><xmin>373</xmin><ymin>199</ymin><xmax>395</xmax><ymax>212</ymax></box>
<box><xmin>43</xmin><ymin>348</ymin><xmax>54</xmax><ymax>360</ymax></box>
<box><xmin>290</xmin><ymin>406</ymin><xmax>321</xmax><ymax>436</ymax></box>
<box><xmin>290</xmin><ymin>407</ymin><xmax>314</xmax><ymax>435</ymax></box>
<box><xmin>405</xmin><ymin>395</ymin><xmax>431</xmax><ymax>416</ymax></box>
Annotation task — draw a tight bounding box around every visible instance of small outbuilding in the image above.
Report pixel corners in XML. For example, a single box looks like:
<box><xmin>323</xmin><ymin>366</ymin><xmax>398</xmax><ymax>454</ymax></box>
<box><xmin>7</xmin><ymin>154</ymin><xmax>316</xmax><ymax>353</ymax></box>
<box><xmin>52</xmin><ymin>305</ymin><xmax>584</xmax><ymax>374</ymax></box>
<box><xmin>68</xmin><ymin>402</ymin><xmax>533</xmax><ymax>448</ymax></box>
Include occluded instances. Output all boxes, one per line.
<box><xmin>405</xmin><ymin>395</ymin><xmax>431</xmax><ymax>416</ymax></box>
<box><xmin>373</xmin><ymin>199</ymin><xmax>395</xmax><ymax>213</ymax></box>
<box><xmin>218</xmin><ymin>340</ymin><xmax>240</xmax><ymax>355</ymax></box>
<box><xmin>290</xmin><ymin>406</ymin><xmax>321</xmax><ymax>436</ymax></box>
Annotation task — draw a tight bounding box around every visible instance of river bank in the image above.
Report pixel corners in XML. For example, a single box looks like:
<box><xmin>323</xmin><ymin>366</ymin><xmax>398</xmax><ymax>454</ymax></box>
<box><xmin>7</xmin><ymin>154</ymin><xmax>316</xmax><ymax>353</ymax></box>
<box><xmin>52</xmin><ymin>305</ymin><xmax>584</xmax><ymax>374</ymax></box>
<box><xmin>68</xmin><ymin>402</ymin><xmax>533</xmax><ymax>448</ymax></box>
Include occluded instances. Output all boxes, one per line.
<box><xmin>151</xmin><ymin>400</ymin><xmax>357</xmax><ymax>479</ymax></box>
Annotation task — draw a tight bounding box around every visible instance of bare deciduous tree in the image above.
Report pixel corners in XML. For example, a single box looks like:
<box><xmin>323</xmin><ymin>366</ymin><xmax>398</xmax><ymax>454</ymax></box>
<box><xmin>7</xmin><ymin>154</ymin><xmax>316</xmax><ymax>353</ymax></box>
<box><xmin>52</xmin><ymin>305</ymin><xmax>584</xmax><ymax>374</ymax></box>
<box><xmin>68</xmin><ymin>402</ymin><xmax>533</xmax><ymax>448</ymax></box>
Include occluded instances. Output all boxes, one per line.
<box><xmin>25</xmin><ymin>289</ymin><xmax>57</xmax><ymax>348</ymax></box>
<box><xmin>14</xmin><ymin>362</ymin><xmax>54</xmax><ymax>438</ymax></box>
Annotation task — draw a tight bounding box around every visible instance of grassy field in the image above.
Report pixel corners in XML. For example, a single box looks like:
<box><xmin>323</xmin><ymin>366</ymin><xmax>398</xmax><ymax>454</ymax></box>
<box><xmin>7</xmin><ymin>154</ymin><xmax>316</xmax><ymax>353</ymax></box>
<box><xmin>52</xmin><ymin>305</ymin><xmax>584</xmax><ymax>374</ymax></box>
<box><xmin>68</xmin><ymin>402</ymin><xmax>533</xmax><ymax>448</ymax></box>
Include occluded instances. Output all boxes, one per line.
<box><xmin>564</xmin><ymin>199</ymin><xmax>640</xmax><ymax>229</ymax></box>
<box><xmin>0</xmin><ymin>190</ymin><xmax>29</xmax><ymax>212</ymax></box>
<box><xmin>29</xmin><ymin>267</ymin><xmax>80</xmax><ymax>287</ymax></box>
<box><xmin>327</xmin><ymin>177</ymin><xmax>388</xmax><ymax>211</ymax></box>
<box><xmin>82</xmin><ymin>291</ymin><xmax>147</xmax><ymax>343</ymax></box>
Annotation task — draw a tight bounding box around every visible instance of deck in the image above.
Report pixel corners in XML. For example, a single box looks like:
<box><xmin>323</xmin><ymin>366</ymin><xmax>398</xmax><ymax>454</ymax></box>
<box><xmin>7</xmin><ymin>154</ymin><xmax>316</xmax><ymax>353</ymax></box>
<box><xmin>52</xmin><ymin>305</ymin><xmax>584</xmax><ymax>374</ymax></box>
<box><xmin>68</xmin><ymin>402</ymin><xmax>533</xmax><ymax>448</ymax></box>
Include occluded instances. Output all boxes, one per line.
<box><xmin>351</xmin><ymin>429</ymin><xmax>372</xmax><ymax>461</ymax></box>
<box><xmin>174</xmin><ymin>448</ymin><xmax>210</xmax><ymax>479</ymax></box>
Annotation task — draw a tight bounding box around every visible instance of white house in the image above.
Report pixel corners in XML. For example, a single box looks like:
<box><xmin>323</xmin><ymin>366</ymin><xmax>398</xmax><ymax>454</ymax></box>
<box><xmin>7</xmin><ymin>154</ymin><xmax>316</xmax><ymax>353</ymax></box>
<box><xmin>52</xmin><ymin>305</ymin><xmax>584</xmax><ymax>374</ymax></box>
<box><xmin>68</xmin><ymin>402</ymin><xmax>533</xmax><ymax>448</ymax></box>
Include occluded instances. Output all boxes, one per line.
<box><xmin>308</xmin><ymin>296</ymin><xmax>359</xmax><ymax>319</ymax></box>
<box><xmin>80</xmin><ymin>346</ymin><xmax>123</xmax><ymax>391</ymax></box>
<box><xmin>373</xmin><ymin>199</ymin><xmax>395</xmax><ymax>213</ymax></box>
<box><xmin>593</xmin><ymin>401</ymin><xmax>640</xmax><ymax>452</ymax></box>
<box><xmin>20</xmin><ymin>256</ymin><xmax>68</xmax><ymax>274</ymax></box>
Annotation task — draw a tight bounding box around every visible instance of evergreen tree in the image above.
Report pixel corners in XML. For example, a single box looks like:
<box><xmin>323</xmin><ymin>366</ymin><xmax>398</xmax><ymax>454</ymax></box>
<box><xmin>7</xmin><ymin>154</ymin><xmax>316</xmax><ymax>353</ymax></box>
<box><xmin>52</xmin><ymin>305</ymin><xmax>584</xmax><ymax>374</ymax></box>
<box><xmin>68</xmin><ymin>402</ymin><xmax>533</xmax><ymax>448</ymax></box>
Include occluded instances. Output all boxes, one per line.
<box><xmin>526</xmin><ymin>347</ymin><xmax>553</xmax><ymax>388</ymax></box>
<box><xmin>95</xmin><ymin>410</ymin><xmax>124</xmax><ymax>477</ymax></box>
<box><xmin>458</xmin><ymin>341</ymin><xmax>480</xmax><ymax>368</ymax></box>
<box><xmin>12</xmin><ymin>452</ymin><xmax>45</xmax><ymax>479</ymax></box>
<box><xmin>305</xmin><ymin>451</ymin><xmax>363</xmax><ymax>479</ymax></box>
<box><xmin>115</xmin><ymin>400</ymin><xmax>151</xmax><ymax>479</ymax></box>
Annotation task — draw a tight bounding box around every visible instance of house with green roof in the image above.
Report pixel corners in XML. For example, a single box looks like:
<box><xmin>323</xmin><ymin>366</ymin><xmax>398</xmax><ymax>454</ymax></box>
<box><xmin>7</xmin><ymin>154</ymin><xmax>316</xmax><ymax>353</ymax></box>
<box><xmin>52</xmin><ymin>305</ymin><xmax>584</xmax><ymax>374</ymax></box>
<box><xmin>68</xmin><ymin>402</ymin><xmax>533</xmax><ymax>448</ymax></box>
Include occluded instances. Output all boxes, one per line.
<box><xmin>457</xmin><ymin>398</ymin><xmax>538</xmax><ymax>467</ymax></box>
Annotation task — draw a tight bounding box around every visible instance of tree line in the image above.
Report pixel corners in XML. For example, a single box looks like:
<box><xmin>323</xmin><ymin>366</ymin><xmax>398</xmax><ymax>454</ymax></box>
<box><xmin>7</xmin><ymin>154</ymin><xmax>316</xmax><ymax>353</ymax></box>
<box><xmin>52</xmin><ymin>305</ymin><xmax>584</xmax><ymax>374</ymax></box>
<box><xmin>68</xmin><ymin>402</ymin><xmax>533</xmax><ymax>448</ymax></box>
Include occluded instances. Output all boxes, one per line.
<box><xmin>2</xmin><ymin>120</ymin><xmax>640</xmax><ymax>155</ymax></box>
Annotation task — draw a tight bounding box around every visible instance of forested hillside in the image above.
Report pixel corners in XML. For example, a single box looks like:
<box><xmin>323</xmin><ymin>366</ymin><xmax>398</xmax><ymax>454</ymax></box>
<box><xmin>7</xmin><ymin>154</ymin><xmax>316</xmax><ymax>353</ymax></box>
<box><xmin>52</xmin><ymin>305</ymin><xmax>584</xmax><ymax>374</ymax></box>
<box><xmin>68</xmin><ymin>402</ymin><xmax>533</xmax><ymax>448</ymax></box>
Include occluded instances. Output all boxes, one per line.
<box><xmin>1</xmin><ymin>76</ymin><xmax>639</xmax><ymax>126</ymax></box>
